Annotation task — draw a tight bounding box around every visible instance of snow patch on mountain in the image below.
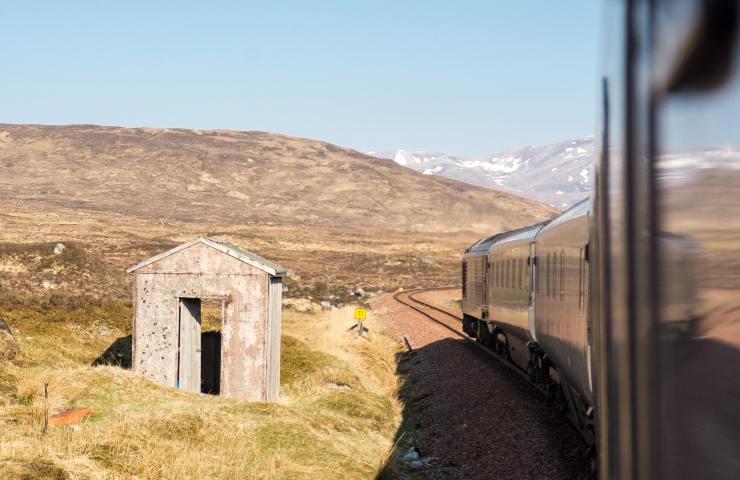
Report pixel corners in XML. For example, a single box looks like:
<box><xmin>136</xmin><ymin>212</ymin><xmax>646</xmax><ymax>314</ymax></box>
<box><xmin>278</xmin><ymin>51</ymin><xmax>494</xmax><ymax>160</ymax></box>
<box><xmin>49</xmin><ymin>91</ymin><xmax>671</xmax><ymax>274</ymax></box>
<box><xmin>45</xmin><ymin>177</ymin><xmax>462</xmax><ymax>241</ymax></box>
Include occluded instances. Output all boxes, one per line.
<box><xmin>375</xmin><ymin>136</ymin><xmax>595</xmax><ymax>209</ymax></box>
<box><xmin>371</xmin><ymin>138</ymin><xmax>740</xmax><ymax>210</ymax></box>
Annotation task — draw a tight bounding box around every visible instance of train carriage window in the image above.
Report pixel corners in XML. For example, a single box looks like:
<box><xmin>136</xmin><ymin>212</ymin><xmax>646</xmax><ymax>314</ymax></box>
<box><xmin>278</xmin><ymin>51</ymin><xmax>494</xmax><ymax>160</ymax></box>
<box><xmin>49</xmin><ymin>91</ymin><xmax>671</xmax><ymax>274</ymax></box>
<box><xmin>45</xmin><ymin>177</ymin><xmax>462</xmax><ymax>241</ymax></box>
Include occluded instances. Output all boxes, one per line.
<box><xmin>560</xmin><ymin>250</ymin><xmax>565</xmax><ymax>301</ymax></box>
<box><xmin>510</xmin><ymin>259</ymin><xmax>514</xmax><ymax>289</ymax></box>
<box><xmin>552</xmin><ymin>252</ymin><xmax>557</xmax><ymax>298</ymax></box>
<box><xmin>519</xmin><ymin>258</ymin><xmax>523</xmax><ymax>290</ymax></box>
<box><xmin>520</xmin><ymin>258</ymin><xmax>525</xmax><ymax>291</ymax></box>
<box><xmin>492</xmin><ymin>261</ymin><xmax>496</xmax><ymax>288</ymax></box>
<box><xmin>546</xmin><ymin>253</ymin><xmax>551</xmax><ymax>297</ymax></box>
<box><xmin>509</xmin><ymin>260</ymin><xmax>516</xmax><ymax>288</ymax></box>
<box><xmin>518</xmin><ymin>258</ymin><xmax>522</xmax><ymax>290</ymax></box>
<box><xmin>519</xmin><ymin>259</ymin><xmax>524</xmax><ymax>290</ymax></box>
<box><xmin>511</xmin><ymin>259</ymin><xmax>515</xmax><ymax>289</ymax></box>
<box><xmin>578</xmin><ymin>248</ymin><xmax>583</xmax><ymax>310</ymax></box>
<box><xmin>551</xmin><ymin>252</ymin><xmax>557</xmax><ymax>298</ymax></box>
<box><xmin>506</xmin><ymin>259</ymin><xmax>511</xmax><ymax>289</ymax></box>
<box><xmin>514</xmin><ymin>258</ymin><xmax>522</xmax><ymax>290</ymax></box>
<box><xmin>507</xmin><ymin>259</ymin><xmax>511</xmax><ymax>288</ymax></box>
<box><xmin>502</xmin><ymin>259</ymin><xmax>506</xmax><ymax>288</ymax></box>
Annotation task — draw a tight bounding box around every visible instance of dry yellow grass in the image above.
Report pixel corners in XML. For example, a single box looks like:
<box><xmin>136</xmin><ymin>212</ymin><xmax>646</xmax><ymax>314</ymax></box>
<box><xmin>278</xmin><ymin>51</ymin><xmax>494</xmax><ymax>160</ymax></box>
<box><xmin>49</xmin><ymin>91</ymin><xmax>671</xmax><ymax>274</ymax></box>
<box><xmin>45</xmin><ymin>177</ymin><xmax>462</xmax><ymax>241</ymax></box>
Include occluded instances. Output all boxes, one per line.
<box><xmin>0</xmin><ymin>302</ymin><xmax>404</xmax><ymax>479</ymax></box>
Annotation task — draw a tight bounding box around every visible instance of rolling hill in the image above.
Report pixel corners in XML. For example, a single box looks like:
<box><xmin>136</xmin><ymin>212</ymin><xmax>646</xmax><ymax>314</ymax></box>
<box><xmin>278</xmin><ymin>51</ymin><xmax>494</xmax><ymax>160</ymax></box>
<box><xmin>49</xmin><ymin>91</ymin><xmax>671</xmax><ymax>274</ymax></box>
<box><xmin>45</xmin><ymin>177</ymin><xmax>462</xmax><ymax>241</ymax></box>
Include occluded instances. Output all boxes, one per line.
<box><xmin>0</xmin><ymin>124</ymin><xmax>555</xmax><ymax>234</ymax></box>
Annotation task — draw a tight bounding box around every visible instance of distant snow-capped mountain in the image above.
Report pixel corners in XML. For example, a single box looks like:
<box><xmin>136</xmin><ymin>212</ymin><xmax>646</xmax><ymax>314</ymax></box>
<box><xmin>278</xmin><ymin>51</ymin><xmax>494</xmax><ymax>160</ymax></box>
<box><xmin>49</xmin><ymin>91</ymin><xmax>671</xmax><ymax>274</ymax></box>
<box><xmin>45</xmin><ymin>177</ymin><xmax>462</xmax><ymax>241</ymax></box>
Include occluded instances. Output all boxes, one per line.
<box><xmin>372</xmin><ymin>137</ymin><xmax>594</xmax><ymax>209</ymax></box>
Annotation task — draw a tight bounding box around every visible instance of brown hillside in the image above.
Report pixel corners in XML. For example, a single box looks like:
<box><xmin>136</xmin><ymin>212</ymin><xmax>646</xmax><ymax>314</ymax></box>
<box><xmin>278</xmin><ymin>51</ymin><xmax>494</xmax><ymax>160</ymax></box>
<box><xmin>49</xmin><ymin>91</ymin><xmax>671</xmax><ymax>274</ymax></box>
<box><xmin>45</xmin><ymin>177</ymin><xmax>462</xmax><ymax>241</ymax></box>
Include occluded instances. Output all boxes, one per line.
<box><xmin>0</xmin><ymin>124</ymin><xmax>554</xmax><ymax>233</ymax></box>
<box><xmin>0</xmin><ymin>124</ymin><xmax>556</xmax><ymax>302</ymax></box>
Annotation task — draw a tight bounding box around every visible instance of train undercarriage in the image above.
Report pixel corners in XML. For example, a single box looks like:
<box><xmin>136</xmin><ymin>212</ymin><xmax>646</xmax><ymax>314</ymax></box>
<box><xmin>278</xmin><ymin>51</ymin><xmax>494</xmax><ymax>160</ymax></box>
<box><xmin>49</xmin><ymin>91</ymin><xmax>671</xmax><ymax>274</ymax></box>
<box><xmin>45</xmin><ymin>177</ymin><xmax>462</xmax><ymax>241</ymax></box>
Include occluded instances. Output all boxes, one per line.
<box><xmin>464</xmin><ymin>314</ymin><xmax>595</xmax><ymax>446</ymax></box>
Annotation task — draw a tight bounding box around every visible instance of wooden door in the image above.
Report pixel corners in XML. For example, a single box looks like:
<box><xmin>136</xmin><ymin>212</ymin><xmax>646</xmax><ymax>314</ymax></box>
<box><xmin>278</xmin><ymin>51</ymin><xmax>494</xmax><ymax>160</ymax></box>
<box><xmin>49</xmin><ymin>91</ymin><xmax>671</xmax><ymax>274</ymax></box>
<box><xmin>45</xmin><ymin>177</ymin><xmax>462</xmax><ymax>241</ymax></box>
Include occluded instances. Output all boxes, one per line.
<box><xmin>177</xmin><ymin>298</ymin><xmax>201</xmax><ymax>392</ymax></box>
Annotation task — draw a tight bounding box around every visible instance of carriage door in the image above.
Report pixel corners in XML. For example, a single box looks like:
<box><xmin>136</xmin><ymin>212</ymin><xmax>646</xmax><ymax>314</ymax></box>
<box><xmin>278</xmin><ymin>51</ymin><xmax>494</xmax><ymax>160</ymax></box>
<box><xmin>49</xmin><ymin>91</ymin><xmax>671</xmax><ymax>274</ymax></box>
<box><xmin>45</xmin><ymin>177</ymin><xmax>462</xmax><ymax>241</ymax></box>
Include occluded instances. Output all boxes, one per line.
<box><xmin>528</xmin><ymin>243</ymin><xmax>537</xmax><ymax>341</ymax></box>
<box><xmin>177</xmin><ymin>298</ymin><xmax>202</xmax><ymax>392</ymax></box>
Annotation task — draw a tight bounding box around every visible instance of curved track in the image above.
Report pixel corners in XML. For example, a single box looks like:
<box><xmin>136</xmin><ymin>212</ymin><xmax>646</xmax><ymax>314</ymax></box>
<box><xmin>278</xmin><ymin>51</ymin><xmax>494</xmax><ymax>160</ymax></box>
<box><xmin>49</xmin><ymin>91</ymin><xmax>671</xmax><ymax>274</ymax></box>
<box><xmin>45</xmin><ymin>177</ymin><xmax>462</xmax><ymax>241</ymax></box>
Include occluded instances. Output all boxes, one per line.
<box><xmin>393</xmin><ymin>287</ymin><xmax>596</xmax><ymax>455</ymax></box>
<box><xmin>393</xmin><ymin>287</ymin><xmax>541</xmax><ymax>391</ymax></box>
<box><xmin>377</xmin><ymin>287</ymin><xmax>593</xmax><ymax>479</ymax></box>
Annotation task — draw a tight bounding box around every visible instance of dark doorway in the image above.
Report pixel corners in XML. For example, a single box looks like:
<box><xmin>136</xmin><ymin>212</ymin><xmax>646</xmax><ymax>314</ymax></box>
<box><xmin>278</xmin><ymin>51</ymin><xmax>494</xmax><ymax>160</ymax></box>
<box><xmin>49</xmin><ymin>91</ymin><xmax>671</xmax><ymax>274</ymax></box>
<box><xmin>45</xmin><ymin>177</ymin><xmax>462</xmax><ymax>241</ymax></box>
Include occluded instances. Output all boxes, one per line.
<box><xmin>200</xmin><ymin>298</ymin><xmax>223</xmax><ymax>395</ymax></box>
<box><xmin>201</xmin><ymin>331</ymin><xmax>221</xmax><ymax>394</ymax></box>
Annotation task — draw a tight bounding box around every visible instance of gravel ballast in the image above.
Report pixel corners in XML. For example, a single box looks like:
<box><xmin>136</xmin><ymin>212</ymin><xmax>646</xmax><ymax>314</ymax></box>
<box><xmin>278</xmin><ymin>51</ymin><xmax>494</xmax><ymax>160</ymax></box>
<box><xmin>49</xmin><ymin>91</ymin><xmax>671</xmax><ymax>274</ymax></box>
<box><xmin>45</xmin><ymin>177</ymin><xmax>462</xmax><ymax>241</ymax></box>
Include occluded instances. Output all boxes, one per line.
<box><xmin>372</xmin><ymin>289</ymin><xmax>591</xmax><ymax>479</ymax></box>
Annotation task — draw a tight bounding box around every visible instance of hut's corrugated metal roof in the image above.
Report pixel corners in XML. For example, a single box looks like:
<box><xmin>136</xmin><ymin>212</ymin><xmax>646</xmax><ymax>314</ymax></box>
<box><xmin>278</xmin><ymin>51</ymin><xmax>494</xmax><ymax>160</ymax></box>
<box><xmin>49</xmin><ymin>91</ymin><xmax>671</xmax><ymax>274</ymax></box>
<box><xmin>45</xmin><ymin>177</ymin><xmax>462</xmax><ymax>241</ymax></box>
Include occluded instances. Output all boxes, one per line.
<box><xmin>126</xmin><ymin>236</ymin><xmax>287</xmax><ymax>276</ymax></box>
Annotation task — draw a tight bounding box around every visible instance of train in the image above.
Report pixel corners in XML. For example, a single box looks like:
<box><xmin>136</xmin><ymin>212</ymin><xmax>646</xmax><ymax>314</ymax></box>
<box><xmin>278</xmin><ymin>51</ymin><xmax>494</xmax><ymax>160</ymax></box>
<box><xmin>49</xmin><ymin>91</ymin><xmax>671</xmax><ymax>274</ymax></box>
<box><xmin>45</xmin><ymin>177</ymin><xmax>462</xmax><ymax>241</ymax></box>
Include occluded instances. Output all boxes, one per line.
<box><xmin>462</xmin><ymin>2</ymin><xmax>740</xmax><ymax>477</ymax></box>
<box><xmin>462</xmin><ymin>198</ymin><xmax>595</xmax><ymax>442</ymax></box>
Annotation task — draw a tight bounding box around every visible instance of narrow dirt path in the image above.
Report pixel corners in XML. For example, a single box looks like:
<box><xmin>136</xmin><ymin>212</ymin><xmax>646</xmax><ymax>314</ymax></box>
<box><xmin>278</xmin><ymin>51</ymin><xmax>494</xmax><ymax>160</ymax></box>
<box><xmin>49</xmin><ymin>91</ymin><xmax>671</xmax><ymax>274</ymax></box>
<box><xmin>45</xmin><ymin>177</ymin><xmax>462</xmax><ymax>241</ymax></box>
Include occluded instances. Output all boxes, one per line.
<box><xmin>372</xmin><ymin>290</ymin><xmax>591</xmax><ymax>479</ymax></box>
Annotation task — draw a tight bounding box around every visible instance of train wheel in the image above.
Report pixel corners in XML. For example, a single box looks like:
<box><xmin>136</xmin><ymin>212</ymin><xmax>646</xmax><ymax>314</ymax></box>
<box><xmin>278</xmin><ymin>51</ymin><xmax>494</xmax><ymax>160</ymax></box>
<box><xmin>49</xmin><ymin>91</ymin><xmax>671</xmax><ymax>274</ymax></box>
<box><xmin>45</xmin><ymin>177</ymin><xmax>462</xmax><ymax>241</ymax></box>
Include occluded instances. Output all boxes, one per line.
<box><xmin>467</xmin><ymin>316</ymin><xmax>476</xmax><ymax>336</ymax></box>
<box><xmin>482</xmin><ymin>323</ymin><xmax>491</xmax><ymax>346</ymax></box>
<box><xmin>494</xmin><ymin>333</ymin><xmax>509</xmax><ymax>359</ymax></box>
<box><xmin>494</xmin><ymin>338</ymin><xmax>505</xmax><ymax>357</ymax></box>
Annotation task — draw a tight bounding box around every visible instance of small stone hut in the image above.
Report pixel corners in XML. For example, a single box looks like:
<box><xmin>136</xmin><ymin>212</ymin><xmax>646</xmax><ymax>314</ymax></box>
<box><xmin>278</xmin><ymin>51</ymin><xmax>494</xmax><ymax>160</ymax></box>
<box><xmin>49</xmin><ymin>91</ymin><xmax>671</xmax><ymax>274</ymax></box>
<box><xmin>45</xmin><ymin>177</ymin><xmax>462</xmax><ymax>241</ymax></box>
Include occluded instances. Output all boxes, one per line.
<box><xmin>127</xmin><ymin>236</ymin><xmax>285</xmax><ymax>401</ymax></box>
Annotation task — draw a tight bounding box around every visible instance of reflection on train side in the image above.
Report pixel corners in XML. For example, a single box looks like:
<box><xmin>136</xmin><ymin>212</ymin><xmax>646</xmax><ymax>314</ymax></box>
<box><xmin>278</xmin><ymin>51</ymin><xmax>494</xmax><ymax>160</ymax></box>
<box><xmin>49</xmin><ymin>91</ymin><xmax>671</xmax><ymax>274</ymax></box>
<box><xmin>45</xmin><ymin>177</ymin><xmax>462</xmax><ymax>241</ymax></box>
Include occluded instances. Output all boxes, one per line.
<box><xmin>656</xmin><ymin>29</ymin><xmax>740</xmax><ymax>478</ymax></box>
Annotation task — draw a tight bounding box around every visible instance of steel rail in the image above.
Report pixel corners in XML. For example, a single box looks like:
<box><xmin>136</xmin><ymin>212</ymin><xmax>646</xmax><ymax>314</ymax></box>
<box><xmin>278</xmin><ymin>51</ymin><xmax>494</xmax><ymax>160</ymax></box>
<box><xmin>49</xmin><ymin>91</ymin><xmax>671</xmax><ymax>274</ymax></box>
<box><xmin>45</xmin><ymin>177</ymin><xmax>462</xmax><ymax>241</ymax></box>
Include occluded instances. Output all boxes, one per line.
<box><xmin>392</xmin><ymin>287</ymin><xmax>538</xmax><ymax>389</ymax></box>
<box><xmin>393</xmin><ymin>287</ymin><xmax>597</xmax><ymax>452</ymax></box>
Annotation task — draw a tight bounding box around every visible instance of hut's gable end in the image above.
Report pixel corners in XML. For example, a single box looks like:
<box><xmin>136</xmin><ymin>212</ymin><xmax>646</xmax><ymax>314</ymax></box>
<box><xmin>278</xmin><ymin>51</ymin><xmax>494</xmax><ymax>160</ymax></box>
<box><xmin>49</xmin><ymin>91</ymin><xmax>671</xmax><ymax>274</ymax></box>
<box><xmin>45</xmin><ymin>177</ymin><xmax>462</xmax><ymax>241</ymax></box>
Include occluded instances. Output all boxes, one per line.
<box><xmin>136</xmin><ymin>242</ymin><xmax>265</xmax><ymax>276</ymax></box>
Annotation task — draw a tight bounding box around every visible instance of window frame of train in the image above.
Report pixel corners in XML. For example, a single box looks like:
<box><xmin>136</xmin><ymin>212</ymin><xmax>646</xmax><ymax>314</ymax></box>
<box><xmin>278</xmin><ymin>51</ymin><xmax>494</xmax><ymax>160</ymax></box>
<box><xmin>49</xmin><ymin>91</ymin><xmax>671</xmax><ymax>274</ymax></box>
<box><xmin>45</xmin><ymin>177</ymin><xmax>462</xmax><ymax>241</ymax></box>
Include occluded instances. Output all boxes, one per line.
<box><xmin>594</xmin><ymin>1</ymin><xmax>739</xmax><ymax>478</ymax></box>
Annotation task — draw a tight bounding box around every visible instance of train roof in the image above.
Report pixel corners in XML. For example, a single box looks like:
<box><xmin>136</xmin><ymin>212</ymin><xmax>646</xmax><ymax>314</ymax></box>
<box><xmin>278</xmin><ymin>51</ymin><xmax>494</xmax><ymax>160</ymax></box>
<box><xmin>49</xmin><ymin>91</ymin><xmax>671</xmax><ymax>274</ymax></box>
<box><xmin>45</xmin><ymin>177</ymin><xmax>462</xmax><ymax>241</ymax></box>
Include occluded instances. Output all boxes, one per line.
<box><xmin>490</xmin><ymin>221</ymin><xmax>549</xmax><ymax>247</ymax></box>
<box><xmin>464</xmin><ymin>220</ymin><xmax>550</xmax><ymax>254</ymax></box>
<box><xmin>465</xmin><ymin>233</ymin><xmax>506</xmax><ymax>253</ymax></box>
<box><xmin>540</xmin><ymin>196</ymin><xmax>592</xmax><ymax>230</ymax></box>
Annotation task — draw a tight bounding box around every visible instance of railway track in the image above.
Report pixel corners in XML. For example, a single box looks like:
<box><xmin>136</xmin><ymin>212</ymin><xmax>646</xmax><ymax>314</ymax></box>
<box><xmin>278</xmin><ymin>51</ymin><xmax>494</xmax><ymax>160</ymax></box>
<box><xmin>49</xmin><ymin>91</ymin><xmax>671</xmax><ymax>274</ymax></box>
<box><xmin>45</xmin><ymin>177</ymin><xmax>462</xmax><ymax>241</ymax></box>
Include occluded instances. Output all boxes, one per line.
<box><xmin>380</xmin><ymin>287</ymin><xmax>593</xmax><ymax>478</ymax></box>
<box><xmin>392</xmin><ymin>287</ymin><xmax>542</xmax><ymax>392</ymax></box>
<box><xmin>393</xmin><ymin>287</ymin><xmax>596</xmax><ymax>454</ymax></box>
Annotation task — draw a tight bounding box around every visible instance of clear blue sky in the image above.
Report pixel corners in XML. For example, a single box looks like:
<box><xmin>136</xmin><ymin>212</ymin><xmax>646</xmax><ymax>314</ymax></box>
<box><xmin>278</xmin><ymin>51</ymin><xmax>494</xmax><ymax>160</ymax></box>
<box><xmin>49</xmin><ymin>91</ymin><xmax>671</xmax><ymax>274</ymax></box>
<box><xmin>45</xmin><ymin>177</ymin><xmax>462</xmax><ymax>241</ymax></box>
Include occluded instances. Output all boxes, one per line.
<box><xmin>0</xmin><ymin>1</ymin><xmax>600</xmax><ymax>155</ymax></box>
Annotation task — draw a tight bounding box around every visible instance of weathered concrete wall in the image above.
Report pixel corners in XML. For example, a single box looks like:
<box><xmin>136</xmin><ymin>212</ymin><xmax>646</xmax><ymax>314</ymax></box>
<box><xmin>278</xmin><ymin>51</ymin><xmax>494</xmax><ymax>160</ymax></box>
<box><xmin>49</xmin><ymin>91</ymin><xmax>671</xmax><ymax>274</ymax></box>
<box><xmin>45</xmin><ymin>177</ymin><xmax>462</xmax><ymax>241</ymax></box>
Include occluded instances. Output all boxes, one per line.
<box><xmin>132</xmin><ymin>242</ymin><xmax>276</xmax><ymax>401</ymax></box>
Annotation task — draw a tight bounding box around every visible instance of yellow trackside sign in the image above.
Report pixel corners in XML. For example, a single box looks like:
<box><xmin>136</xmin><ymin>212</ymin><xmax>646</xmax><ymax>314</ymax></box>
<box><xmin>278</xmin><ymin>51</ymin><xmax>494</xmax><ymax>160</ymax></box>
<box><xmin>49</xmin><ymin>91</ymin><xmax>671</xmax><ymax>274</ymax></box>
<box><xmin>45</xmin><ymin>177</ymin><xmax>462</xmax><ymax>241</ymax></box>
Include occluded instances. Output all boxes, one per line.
<box><xmin>354</xmin><ymin>308</ymin><xmax>366</xmax><ymax>320</ymax></box>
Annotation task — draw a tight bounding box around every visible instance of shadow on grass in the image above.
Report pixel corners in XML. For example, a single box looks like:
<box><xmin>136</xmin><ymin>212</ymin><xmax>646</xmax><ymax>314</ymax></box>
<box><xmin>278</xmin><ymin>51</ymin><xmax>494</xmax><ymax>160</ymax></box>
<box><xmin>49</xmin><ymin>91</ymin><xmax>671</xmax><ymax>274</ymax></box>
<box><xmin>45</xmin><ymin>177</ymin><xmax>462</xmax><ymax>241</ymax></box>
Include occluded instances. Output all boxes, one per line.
<box><xmin>92</xmin><ymin>335</ymin><xmax>132</xmax><ymax>369</ymax></box>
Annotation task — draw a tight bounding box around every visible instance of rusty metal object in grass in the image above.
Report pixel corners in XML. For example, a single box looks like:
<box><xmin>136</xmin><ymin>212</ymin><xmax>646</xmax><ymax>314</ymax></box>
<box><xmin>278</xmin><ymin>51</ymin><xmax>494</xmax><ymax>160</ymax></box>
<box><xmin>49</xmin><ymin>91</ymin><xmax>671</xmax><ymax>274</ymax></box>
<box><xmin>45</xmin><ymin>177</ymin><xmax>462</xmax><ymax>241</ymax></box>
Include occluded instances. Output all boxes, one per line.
<box><xmin>49</xmin><ymin>408</ymin><xmax>96</xmax><ymax>426</ymax></box>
